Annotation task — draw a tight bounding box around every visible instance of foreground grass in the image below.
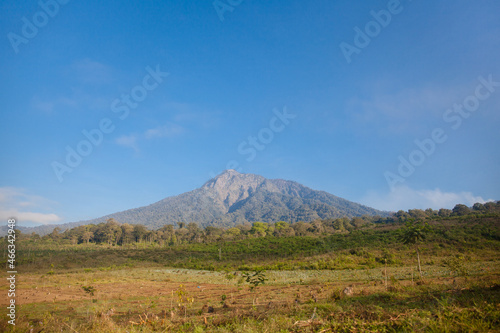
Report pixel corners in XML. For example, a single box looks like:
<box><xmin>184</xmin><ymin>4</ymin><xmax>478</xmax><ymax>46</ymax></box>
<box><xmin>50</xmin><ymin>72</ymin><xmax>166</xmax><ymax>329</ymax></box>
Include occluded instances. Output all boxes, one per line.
<box><xmin>1</xmin><ymin>264</ymin><xmax>499</xmax><ymax>332</ymax></box>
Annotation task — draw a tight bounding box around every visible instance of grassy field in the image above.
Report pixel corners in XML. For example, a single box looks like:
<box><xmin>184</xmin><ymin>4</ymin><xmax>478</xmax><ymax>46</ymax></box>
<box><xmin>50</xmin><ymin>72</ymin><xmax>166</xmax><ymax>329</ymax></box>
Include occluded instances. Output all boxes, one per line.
<box><xmin>1</xmin><ymin>217</ymin><xmax>499</xmax><ymax>332</ymax></box>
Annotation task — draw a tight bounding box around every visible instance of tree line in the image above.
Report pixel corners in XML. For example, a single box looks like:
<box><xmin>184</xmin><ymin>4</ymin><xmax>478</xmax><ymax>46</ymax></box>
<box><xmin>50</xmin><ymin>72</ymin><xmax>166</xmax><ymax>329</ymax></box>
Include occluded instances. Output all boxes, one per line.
<box><xmin>12</xmin><ymin>201</ymin><xmax>500</xmax><ymax>246</ymax></box>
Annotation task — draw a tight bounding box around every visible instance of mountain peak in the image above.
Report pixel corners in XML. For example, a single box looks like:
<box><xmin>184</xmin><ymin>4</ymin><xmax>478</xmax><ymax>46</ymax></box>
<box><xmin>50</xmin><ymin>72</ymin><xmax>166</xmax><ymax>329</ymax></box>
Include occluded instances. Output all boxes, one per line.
<box><xmin>215</xmin><ymin>169</ymin><xmax>243</xmax><ymax>181</ymax></box>
<box><xmin>202</xmin><ymin>170</ymin><xmax>266</xmax><ymax>207</ymax></box>
<box><xmin>30</xmin><ymin>171</ymin><xmax>388</xmax><ymax>233</ymax></box>
<box><xmin>204</xmin><ymin>169</ymin><xmax>259</xmax><ymax>186</ymax></box>
<box><xmin>224</xmin><ymin>169</ymin><xmax>240</xmax><ymax>175</ymax></box>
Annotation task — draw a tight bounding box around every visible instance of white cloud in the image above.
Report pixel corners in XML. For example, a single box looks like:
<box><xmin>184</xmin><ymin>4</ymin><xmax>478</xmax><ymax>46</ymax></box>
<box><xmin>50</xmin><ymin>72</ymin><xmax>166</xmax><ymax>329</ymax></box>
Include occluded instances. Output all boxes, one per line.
<box><xmin>159</xmin><ymin>101</ymin><xmax>222</xmax><ymax>130</ymax></box>
<box><xmin>346</xmin><ymin>82</ymin><xmax>468</xmax><ymax>134</ymax></box>
<box><xmin>0</xmin><ymin>187</ymin><xmax>61</xmax><ymax>225</ymax></box>
<box><xmin>361</xmin><ymin>185</ymin><xmax>493</xmax><ymax>212</ymax></box>
<box><xmin>115</xmin><ymin>123</ymin><xmax>184</xmax><ymax>152</ymax></box>
<box><xmin>31</xmin><ymin>59</ymin><xmax>116</xmax><ymax>115</ymax></box>
<box><xmin>0</xmin><ymin>210</ymin><xmax>61</xmax><ymax>224</ymax></box>
<box><xmin>31</xmin><ymin>95</ymin><xmax>78</xmax><ymax>114</ymax></box>
<box><xmin>72</xmin><ymin>58</ymin><xmax>114</xmax><ymax>85</ymax></box>
<box><xmin>145</xmin><ymin>122</ymin><xmax>184</xmax><ymax>139</ymax></box>
<box><xmin>115</xmin><ymin>134</ymin><xmax>139</xmax><ymax>151</ymax></box>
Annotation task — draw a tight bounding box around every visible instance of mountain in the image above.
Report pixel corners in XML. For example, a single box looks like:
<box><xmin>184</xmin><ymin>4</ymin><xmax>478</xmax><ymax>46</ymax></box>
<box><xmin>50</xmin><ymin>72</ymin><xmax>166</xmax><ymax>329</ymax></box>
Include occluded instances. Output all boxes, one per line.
<box><xmin>6</xmin><ymin>170</ymin><xmax>388</xmax><ymax>235</ymax></box>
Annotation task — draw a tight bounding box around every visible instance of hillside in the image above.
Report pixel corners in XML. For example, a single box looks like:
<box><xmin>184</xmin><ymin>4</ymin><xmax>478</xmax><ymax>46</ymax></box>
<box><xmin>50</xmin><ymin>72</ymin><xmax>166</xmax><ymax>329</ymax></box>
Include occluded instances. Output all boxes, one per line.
<box><xmin>6</xmin><ymin>170</ymin><xmax>388</xmax><ymax>235</ymax></box>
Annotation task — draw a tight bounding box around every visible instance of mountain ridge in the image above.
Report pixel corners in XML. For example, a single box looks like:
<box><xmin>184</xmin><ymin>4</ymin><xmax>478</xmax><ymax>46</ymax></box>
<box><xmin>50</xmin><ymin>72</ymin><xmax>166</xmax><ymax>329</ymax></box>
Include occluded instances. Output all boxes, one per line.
<box><xmin>4</xmin><ymin>170</ymin><xmax>389</xmax><ymax>235</ymax></box>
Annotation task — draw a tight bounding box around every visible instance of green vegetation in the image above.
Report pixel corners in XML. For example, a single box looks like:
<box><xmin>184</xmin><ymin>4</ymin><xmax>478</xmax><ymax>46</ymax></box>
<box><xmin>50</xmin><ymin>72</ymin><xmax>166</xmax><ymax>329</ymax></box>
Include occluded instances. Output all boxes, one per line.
<box><xmin>9</xmin><ymin>202</ymin><xmax>500</xmax><ymax>249</ymax></box>
<box><xmin>6</xmin><ymin>203</ymin><xmax>499</xmax><ymax>273</ymax></box>
<box><xmin>0</xmin><ymin>202</ymin><xmax>499</xmax><ymax>332</ymax></box>
<box><xmin>82</xmin><ymin>285</ymin><xmax>97</xmax><ymax>297</ymax></box>
<box><xmin>242</xmin><ymin>270</ymin><xmax>267</xmax><ymax>291</ymax></box>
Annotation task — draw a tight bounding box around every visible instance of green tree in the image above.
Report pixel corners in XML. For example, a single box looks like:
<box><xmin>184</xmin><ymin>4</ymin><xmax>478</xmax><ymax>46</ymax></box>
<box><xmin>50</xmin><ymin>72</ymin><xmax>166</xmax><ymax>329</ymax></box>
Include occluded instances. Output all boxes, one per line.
<box><xmin>133</xmin><ymin>225</ymin><xmax>148</xmax><ymax>243</ymax></box>
<box><xmin>292</xmin><ymin>221</ymin><xmax>310</xmax><ymax>236</ymax></box>
<box><xmin>82</xmin><ymin>231</ymin><xmax>93</xmax><ymax>244</ymax></box>
<box><xmin>484</xmin><ymin>202</ymin><xmax>497</xmax><ymax>211</ymax></box>
<box><xmin>472</xmin><ymin>203</ymin><xmax>485</xmax><ymax>212</ymax></box>
<box><xmin>333</xmin><ymin>218</ymin><xmax>348</xmax><ymax>232</ymax></box>
<box><xmin>106</xmin><ymin>219</ymin><xmax>122</xmax><ymax>245</ymax></box>
<box><xmin>394</xmin><ymin>210</ymin><xmax>409</xmax><ymax>222</ymax></box>
<box><xmin>408</xmin><ymin>209</ymin><xmax>428</xmax><ymax>220</ymax></box>
<box><xmin>120</xmin><ymin>223</ymin><xmax>135</xmax><ymax>245</ymax></box>
<box><xmin>425</xmin><ymin>208</ymin><xmax>437</xmax><ymax>216</ymax></box>
<box><xmin>399</xmin><ymin>219</ymin><xmax>430</xmax><ymax>279</ymax></box>
<box><xmin>273</xmin><ymin>221</ymin><xmax>290</xmax><ymax>237</ymax></box>
<box><xmin>186</xmin><ymin>222</ymin><xmax>202</xmax><ymax>243</ymax></box>
<box><xmin>50</xmin><ymin>227</ymin><xmax>62</xmax><ymax>241</ymax></box>
<box><xmin>350</xmin><ymin>217</ymin><xmax>366</xmax><ymax>229</ymax></box>
<box><xmin>224</xmin><ymin>227</ymin><xmax>241</xmax><ymax>240</ymax></box>
<box><xmin>204</xmin><ymin>226</ymin><xmax>224</xmax><ymax>243</ymax></box>
<box><xmin>250</xmin><ymin>222</ymin><xmax>269</xmax><ymax>237</ymax></box>
<box><xmin>169</xmin><ymin>233</ymin><xmax>178</xmax><ymax>246</ymax></box>
<box><xmin>452</xmin><ymin>204</ymin><xmax>471</xmax><ymax>216</ymax></box>
<box><xmin>95</xmin><ymin>219</ymin><xmax>122</xmax><ymax>245</ymax></box>
<box><xmin>311</xmin><ymin>220</ymin><xmax>326</xmax><ymax>234</ymax></box>
<box><xmin>438</xmin><ymin>208</ymin><xmax>452</xmax><ymax>217</ymax></box>
<box><xmin>30</xmin><ymin>232</ymin><xmax>41</xmax><ymax>243</ymax></box>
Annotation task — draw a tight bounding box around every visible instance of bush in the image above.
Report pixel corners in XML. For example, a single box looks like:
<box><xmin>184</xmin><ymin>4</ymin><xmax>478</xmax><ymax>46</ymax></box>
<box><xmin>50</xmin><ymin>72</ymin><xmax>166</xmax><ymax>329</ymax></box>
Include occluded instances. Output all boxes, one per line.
<box><xmin>443</xmin><ymin>256</ymin><xmax>469</xmax><ymax>277</ymax></box>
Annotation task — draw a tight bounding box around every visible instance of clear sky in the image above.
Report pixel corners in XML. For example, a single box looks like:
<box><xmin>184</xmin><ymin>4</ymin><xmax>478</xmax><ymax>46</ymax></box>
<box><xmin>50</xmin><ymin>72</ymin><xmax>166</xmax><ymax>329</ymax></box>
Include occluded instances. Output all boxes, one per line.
<box><xmin>1</xmin><ymin>0</ymin><xmax>499</xmax><ymax>227</ymax></box>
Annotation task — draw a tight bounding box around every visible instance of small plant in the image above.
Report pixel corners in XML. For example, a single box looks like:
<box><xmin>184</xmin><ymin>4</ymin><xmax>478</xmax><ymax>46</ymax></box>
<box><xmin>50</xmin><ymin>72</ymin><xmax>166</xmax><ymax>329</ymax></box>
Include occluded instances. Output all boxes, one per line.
<box><xmin>242</xmin><ymin>270</ymin><xmax>267</xmax><ymax>306</ymax></box>
<box><xmin>236</xmin><ymin>275</ymin><xmax>245</xmax><ymax>286</ymax></box>
<box><xmin>389</xmin><ymin>275</ymin><xmax>399</xmax><ymax>286</ymax></box>
<box><xmin>399</xmin><ymin>219</ymin><xmax>431</xmax><ymax>278</ymax></box>
<box><xmin>224</xmin><ymin>271</ymin><xmax>235</xmax><ymax>282</ymax></box>
<box><xmin>242</xmin><ymin>270</ymin><xmax>267</xmax><ymax>291</ymax></box>
<box><xmin>220</xmin><ymin>294</ymin><xmax>227</xmax><ymax>305</ymax></box>
<box><xmin>82</xmin><ymin>285</ymin><xmax>96</xmax><ymax>296</ymax></box>
<box><xmin>176</xmin><ymin>284</ymin><xmax>194</xmax><ymax>316</ymax></box>
<box><xmin>444</xmin><ymin>255</ymin><xmax>469</xmax><ymax>277</ymax></box>
<box><xmin>82</xmin><ymin>285</ymin><xmax>97</xmax><ymax>304</ymax></box>
<box><xmin>327</xmin><ymin>288</ymin><xmax>342</xmax><ymax>302</ymax></box>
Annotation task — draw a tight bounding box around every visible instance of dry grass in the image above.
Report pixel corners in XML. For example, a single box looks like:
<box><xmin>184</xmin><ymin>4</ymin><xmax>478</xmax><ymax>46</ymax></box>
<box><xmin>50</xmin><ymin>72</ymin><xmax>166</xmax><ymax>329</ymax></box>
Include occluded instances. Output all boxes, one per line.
<box><xmin>1</xmin><ymin>259</ymin><xmax>499</xmax><ymax>332</ymax></box>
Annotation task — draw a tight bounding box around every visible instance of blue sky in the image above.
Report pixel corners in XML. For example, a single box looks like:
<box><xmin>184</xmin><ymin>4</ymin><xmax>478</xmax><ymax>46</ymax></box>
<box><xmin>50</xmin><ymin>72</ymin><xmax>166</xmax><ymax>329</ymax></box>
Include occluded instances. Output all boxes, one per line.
<box><xmin>1</xmin><ymin>0</ymin><xmax>499</xmax><ymax>227</ymax></box>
